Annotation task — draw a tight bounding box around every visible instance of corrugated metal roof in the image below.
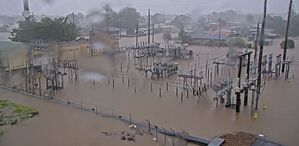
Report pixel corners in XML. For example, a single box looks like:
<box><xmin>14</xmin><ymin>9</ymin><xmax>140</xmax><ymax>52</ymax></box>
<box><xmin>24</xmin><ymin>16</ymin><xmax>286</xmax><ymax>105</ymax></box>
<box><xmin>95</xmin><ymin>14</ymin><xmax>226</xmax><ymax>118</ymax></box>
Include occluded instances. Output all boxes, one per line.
<box><xmin>0</xmin><ymin>41</ymin><xmax>28</xmax><ymax>52</ymax></box>
<box><xmin>188</xmin><ymin>32</ymin><xmax>230</xmax><ymax>41</ymax></box>
<box><xmin>0</xmin><ymin>41</ymin><xmax>28</xmax><ymax>58</ymax></box>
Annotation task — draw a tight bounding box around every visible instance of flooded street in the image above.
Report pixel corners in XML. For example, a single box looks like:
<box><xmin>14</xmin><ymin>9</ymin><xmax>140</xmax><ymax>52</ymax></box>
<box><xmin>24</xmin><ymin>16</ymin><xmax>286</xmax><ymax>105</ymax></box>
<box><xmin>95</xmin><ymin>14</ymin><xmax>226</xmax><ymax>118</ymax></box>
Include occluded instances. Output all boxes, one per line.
<box><xmin>1</xmin><ymin>34</ymin><xmax>299</xmax><ymax>146</ymax></box>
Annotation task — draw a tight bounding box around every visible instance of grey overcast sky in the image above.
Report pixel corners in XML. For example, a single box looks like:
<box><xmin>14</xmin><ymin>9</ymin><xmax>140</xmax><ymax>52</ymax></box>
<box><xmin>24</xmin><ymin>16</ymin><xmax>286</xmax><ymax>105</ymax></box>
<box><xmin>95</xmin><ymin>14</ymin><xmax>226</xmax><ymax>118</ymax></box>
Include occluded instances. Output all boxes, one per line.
<box><xmin>0</xmin><ymin>0</ymin><xmax>298</xmax><ymax>16</ymax></box>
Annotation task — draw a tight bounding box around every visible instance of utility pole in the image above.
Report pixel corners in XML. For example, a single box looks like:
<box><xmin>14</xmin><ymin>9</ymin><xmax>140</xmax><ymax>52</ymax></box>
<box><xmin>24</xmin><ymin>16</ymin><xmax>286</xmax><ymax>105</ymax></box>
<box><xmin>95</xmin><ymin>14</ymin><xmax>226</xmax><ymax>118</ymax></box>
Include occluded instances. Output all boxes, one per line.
<box><xmin>148</xmin><ymin>9</ymin><xmax>151</xmax><ymax>45</ymax></box>
<box><xmin>282</xmin><ymin>0</ymin><xmax>293</xmax><ymax>73</ymax></box>
<box><xmin>256</xmin><ymin>0</ymin><xmax>267</xmax><ymax>111</ymax></box>
<box><xmin>254</xmin><ymin>21</ymin><xmax>260</xmax><ymax>61</ymax></box>
<box><xmin>104</xmin><ymin>4</ymin><xmax>110</xmax><ymax>32</ymax></box>
<box><xmin>218</xmin><ymin>18</ymin><xmax>222</xmax><ymax>48</ymax></box>
<box><xmin>90</xmin><ymin>24</ymin><xmax>94</xmax><ymax>56</ymax></box>
<box><xmin>72</xmin><ymin>12</ymin><xmax>75</xmax><ymax>24</ymax></box>
<box><xmin>152</xmin><ymin>23</ymin><xmax>155</xmax><ymax>44</ymax></box>
<box><xmin>136</xmin><ymin>23</ymin><xmax>139</xmax><ymax>48</ymax></box>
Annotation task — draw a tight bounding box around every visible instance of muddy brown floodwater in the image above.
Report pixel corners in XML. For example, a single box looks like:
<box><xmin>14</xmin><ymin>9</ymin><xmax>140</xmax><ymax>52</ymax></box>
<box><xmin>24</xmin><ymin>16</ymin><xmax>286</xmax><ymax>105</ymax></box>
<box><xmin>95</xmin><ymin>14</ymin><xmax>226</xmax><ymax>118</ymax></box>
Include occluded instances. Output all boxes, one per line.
<box><xmin>0</xmin><ymin>89</ymin><xmax>159</xmax><ymax>146</ymax></box>
<box><xmin>1</xmin><ymin>34</ymin><xmax>299</xmax><ymax>146</ymax></box>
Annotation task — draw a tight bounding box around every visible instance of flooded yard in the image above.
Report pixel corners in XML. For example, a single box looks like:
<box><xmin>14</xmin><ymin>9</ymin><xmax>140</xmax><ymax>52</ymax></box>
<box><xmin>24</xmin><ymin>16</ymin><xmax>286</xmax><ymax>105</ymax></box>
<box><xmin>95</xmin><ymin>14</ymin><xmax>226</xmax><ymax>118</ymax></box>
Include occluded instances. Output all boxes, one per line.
<box><xmin>1</xmin><ymin>35</ymin><xmax>299</xmax><ymax>146</ymax></box>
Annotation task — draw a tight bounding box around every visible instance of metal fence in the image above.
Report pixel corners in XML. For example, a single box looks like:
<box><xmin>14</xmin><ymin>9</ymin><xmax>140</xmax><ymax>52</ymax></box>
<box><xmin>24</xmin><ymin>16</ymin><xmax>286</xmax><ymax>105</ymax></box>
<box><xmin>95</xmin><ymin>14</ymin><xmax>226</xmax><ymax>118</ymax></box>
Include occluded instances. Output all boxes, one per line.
<box><xmin>0</xmin><ymin>82</ymin><xmax>210</xmax><ymax>146</ymax></box>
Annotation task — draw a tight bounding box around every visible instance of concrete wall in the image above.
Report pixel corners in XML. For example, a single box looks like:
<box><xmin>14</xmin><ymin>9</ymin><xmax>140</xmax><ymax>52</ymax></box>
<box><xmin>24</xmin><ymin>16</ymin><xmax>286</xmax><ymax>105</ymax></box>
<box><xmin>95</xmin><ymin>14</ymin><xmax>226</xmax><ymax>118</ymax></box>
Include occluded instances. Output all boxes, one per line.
<box><xmin>57</xmin><ymin>41</ymin><xmax>89</xmax><ymax>61</ymax></box>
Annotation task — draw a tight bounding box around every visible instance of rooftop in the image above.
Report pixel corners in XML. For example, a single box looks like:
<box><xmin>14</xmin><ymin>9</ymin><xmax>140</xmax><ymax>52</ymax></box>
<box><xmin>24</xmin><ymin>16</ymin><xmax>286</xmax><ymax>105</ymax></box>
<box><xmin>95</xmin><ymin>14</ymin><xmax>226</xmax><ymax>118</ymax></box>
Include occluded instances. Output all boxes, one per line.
<box><xmin>188</xmin><ymin>31</ymin><xmax>230</xmax><ymax>41</ymax></box>
<box><xmin>0</xmin><ymin>41</ymin><xmax>28</xmax><ymax>53</ymax></box>
<box><xmin>0</xmin><ymin>41</ymin><xmax>28</xmax><ymax>60</ymax></box>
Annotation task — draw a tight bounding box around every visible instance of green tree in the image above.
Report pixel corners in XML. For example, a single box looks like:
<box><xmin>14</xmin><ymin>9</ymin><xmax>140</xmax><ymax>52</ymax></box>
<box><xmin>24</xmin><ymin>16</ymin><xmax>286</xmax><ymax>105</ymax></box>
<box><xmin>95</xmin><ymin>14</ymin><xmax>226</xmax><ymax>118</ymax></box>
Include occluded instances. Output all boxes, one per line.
<box><xmin>152</xmin><ymin>13</ymin><xmax>166</xmax><ymax>24</ymax></box>
<box><xmin>163</xmin><ymin>31</ymin><xmax>171</xmax><ymax>42</ymax></box>
<box><xmin>225</xmin><ymin>38</ymin><xmax>247</xmax><ymax>48</ymax></box>
<box><xmin>10</xmin><ymin>17</ymin><xmax>79</xmax><ymax>42</ymax></box>
<box><xmin>266</xmin><ymin>15</ymin><xmax>286</xmax><ymax>35</ymax></box>
<box><xmin>103</xmin><ymin>4</ymin><xmax>115</xmax><ymax>31</ymax></box>
<box><xmin>281</xmin><ymin>39</ymin><xmax>295</xmax><ymax>49</ymax></box>
<box><xmin>178</xmin><ymin>30</ymin><xmax>190</xmax><ymax>44</ymax></box>
<box><xmin>117</xmin><ymin>7</ymin><xmax>140</xmax><ymax>34</ymax></box>
<box><xmin>170</xmin><ymin>15</ymin><xmax>191</xmax><ymax>31</ymax></box>
<box><xmin>289</xmin><ymin>15</ymin><xmax>299</xmax><ymax>36</ymax></box>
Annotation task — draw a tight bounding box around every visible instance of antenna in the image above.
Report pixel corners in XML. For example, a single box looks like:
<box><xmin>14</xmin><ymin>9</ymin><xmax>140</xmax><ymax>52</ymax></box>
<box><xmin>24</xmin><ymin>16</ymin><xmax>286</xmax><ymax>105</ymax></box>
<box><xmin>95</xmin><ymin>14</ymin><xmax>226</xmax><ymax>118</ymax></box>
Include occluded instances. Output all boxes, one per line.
<box><xmin>23</xmin><ymin>0</ymin><xmax>29</xmax><ymax>11</ymax></box>
<box><xmin>22</xmin><ymin>0</ymin><xmax>31</xmax><ymax>21</ymax></box>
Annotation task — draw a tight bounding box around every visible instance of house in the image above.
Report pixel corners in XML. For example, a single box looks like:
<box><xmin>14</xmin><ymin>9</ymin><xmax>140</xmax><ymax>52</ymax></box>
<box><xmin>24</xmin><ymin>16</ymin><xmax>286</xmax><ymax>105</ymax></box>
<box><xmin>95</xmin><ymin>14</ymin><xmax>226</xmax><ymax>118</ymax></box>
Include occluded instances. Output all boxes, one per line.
<box><xmin>184</xmin><ymin>23</ymin><xmax>198</xmax><ymax>33</ymax></box>
<box><xmin>0</xmin><ymin>39</ymin><xmax>91</xmax><ymax>76</ymax></box>
<box><xmin>55</xmin><ymin>39</ymin><xmax>89</xmax><ymax>61</ymax></box>
<box><xmin>91</xmin><ymin>31</ymin><xmax>119</xmax><ymax>54</ymax></box>
<box><xmin>249</xmin><ymin>27</ymin><xmax>278</xmax><ymax>45</ymax></box>
<box><xmin>108</xmin><ymin>27</ymin><xmax>127</xmax><ymax>37</ymax></box>
<box><xmin>187</xmin><ymin>31</ymin><xmax>231</xmax><ymax>46</ymax></box>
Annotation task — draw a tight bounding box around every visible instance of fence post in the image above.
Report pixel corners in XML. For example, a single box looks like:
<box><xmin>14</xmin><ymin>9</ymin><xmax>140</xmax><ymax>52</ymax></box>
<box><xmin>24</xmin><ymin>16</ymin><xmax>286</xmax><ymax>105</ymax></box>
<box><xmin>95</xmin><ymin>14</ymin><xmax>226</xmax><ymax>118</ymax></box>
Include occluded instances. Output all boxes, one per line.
<box><xmin>166</xmin><ymin>82</ymin><xmax>168</xmax><ymax>91</ymax></box>
<box><xmin>176</xmin><ymin>85</ymin><xmax>178</xmax><ymax>97</ymax></box>
<box><xmin>146</xmin><ymin>120</ymin><xmax>151</xmax><ymax>132</ymax></box>
<box><xmin>159</xmin><ymin>87</ymin><xmax>162</xmax><ymax>98</ymax></box>
<box><xmin>151</xmin><ymin>82</ymin><xmax>153</xmax><ymax>92</ymax></box>
<box><xmin>95</xmin><ymin>105</ymin><xmax>97</xmax><ymax>114</ymax></box>
<box><xmin>155</xmin><ymin>125</ymin><xmax>158</xmax><ymax>140</ymax></box>
<box><xmin>128</xmin><ymin>78</ymin><xmax>130</xmax><ymax>88</ymax></box>
<box><xmin>129</xmin><ymin>113</ymin><xmax>132</xmax><ymax>125</ymax></box>
<box><xmin>112</xmin><ymin>77</ymin><xmax>115</xmax><ymax>88</ymax></box>
<box><xmin>162</xmin><ymin>127</ymin><xmax>167</xmax><ymax>146</ymax></box>
<box><xmin>122</xmin><ymin>75</ymin><xmax>124</xmax><ymax>84</ymax></box>
<box><xmin>39</xmin><ymin>77</ymin><xmax>42</xmax><ymax>96</ymax></box>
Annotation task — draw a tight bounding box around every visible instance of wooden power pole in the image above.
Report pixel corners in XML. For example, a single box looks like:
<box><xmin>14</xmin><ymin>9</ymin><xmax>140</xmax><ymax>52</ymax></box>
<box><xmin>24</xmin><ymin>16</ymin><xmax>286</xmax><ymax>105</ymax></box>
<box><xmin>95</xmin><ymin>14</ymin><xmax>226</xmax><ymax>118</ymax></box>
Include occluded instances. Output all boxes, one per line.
<box><xmin>254</xmin><ymin>21</ymin><xmax>260</xmax><ymax>61</ymax></box>
<box><xmin>256</xmin><ymin>0</ymin><xmax>267</xmax><ymax>111</ymax></box>
<box><xmin>148</xmin><ymin>9</ymin><xmax>151</xmax><ymax>45</ymax></box>
<box><xmin>282</xmin><ymin>0</ymin><xmax>293</xmax><ymax>73</ymax></box>
<box><xmin>218</xmin><ymin>18</ymin><xmax>222</xmax><ymax>48</ymax></box>
<box><xmin>136</xmin><ymin>23</ymin><xmax>139</xmax><ymax>48</ymax></box>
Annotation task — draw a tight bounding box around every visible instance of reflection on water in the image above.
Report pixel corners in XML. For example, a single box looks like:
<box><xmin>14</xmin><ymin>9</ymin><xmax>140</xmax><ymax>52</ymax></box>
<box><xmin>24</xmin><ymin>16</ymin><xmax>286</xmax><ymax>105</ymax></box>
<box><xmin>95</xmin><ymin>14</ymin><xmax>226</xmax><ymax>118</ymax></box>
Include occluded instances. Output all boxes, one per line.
<box><xmin>81</xmin><ymin>71</ymin><xmax>106</xmax><ymax>83</ymax></box>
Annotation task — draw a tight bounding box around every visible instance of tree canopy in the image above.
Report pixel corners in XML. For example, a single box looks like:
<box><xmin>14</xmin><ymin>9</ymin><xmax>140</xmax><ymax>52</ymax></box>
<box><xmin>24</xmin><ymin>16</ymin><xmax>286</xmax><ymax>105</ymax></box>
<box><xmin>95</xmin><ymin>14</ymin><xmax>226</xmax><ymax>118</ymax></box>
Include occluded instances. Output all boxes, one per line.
<box><xmin>225</xmin><ymin>38</ymin><xmax>247</xmax><ymax>48</ymax></box>
<box><xmin>10</xmin><ymin>17</ymin><xmax>79</xmax><ymax>42</ymax></box>
<box><xmin>266</xmin><ymin>14</ymin><xmax>299</xmax><ymax>36</ymax></box>
<box><xmin>178</xmin><ymin>30</ymin><xmax>191</xmax><ymax>44</ymax></box>
<box><xmin>266</xmin><ymin>15</ymin><xmax>286</xmax><ymax>35</ymax></box>
<box><xmin>116</xmin><ymin>7</ymin><xmax>140</xmax><ymax>34</ymax></box>
<box><xmin>98</xmin><ymin>5</ymin><xmax>140</xmax><ymax>34</ymax></box>
<box><xmin>171</xmin><ymin>15</ymin><xmax>192</xmax><ymax>31</ymax></box>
